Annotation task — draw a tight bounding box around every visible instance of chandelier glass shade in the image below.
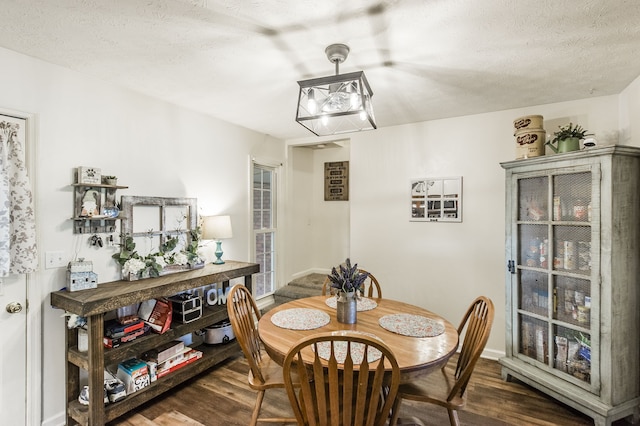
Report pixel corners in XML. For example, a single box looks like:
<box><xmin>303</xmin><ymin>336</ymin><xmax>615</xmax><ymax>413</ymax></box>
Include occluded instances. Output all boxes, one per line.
<box><xmin>296</xmin><ymin>44</ymin><xmax>376</xmax><ymax>136</ymax></box>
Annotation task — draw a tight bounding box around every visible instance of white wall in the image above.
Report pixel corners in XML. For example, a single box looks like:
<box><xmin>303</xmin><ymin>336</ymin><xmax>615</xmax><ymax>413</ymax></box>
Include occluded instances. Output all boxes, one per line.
<box><xmin>286</xmin><ymin>146</ymin><xmax>314</xmax><ymax>277</ymax></box>
<box><xmin>287</xmin><ymin>143</ymin><xmax>351</xmax><ymax>279</ymax></box>
<box><xmin>310</xmin><ymin>144</ymin><xmax>350</xmax><ymax>269</ymax></box>
<box><xmin>0</xmin><ymin>46</ymin><xmax>285</xmax><ymax>425</ymax></box>
<box><xmin>619</xmin><ymin>73</ymin><xmax>640</xmax><ymax>144</ymax></box>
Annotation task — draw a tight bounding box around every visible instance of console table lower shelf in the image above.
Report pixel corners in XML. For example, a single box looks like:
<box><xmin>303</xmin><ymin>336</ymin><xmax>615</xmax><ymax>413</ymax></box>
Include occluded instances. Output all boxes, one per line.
<box><xmin>50</xmin><ymin>261</ymin><xmax>259</xmax><ymax>426</ymax></box>
<box><xmin>68</xmin><ymin>342</ymin><xmax>240</xmax><ymax>425</ymax></box>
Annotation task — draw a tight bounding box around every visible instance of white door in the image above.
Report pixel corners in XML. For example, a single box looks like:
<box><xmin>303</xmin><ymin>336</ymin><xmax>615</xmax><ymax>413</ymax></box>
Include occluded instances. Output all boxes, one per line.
<box><xmin>0</xmin><ymin>109</ymin><xmax>37</xmax><ymax>425</ymax></box>
<box><xmin>0</xmin><ymin>274</ymin><xmax>27</xmax><ymax>424</ymax></box>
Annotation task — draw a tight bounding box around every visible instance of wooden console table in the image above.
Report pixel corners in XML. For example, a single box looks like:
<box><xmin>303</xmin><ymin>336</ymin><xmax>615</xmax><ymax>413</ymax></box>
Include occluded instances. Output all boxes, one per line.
<box><xmin>51</xmin><ymin>261</ymin><xmax>259</xmax><ymax>425</ymax></box>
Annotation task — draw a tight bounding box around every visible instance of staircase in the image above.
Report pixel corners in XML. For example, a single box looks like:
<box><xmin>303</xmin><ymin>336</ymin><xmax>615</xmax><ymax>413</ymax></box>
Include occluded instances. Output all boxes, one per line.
<box><xmin>272</xmin><ymin>273</ymin><xmax>326</xmax><ymax>306</ymax></box>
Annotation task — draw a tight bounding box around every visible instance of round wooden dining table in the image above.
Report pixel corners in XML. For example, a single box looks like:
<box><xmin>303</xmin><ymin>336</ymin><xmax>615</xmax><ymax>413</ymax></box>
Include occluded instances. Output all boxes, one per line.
<box><xmin>258</xmin><ymin>295</ymin><xmax>459</xmax><ymax>382</ymax></box>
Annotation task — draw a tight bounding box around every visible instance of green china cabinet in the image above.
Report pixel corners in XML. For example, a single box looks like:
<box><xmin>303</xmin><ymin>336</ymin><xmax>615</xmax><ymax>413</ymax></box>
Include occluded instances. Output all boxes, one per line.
<box><xmin>500</xmin><ymin>145</ymin><xmax>640</xmax><ymax>426</ymax></box>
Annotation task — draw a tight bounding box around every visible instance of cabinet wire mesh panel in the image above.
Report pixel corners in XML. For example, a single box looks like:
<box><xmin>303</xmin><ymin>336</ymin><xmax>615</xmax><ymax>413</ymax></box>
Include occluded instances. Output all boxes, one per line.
<box><xmin>515</xmin><ymin>171</ymin><xmax>594</xmax><ymax>386</ymax></box>
<box><xmin>500</xmin><ymin>146</ymin><xmax>640</xmax><ymax>426</ymax></box>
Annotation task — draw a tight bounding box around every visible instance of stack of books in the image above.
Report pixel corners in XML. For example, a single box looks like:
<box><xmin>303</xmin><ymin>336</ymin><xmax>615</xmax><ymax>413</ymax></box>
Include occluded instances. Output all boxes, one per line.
<box><xmin>142</xmin><ymin>340</ymin><xmax>185</xmax><ymax>365</ymax></box>
<box><xmin>103</xmin><ymin>319</ymin><xmax>148</xmax><ymax>348</ymax></box>
<box><xmin>155</xmin><ymin>347</ymin><xmax>202</xmax><ymax>379</ymax></box>
<box><xmin>141</xmin><ymin>340</ymin><xmax>202</xmax><ymax>379</ymax></box>
<box><xmin>138</xmin><ymin>298</ymin><xmax>172</xmax><ymax>334</ymax></box>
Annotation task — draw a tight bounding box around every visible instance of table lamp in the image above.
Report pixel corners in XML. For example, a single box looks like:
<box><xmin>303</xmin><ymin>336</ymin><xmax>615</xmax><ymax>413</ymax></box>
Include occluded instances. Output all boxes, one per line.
<box><xmin>202</xmin><ymin>215</ymin><xmax>233</xmax><ymax>264</ymax></box>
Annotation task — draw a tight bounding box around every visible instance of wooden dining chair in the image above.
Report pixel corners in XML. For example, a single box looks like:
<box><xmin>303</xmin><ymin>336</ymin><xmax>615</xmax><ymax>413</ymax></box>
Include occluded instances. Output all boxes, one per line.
<box><xmin>283</xmin><ymin>331</ymin><xmax>400</xmax><ymax>426</ymax></box>
<box><xmin>227</xmin><ymin>284</ymin><xmax>298</xmax><ymax>425</ymax></box>
<box><xmin>389</xmin><ymin>296</ymin><xmax>494</xmax><ymax>426</ymax></box>
<box><xmin>321</xmin><ymin>269</ymin><xmax>382</xmax><ymax>298</ymax></box>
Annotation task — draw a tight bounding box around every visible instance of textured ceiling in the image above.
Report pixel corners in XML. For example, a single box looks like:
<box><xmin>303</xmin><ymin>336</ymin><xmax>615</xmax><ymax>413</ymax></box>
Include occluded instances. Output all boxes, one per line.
<box><xmin>1</xmin><ymin>0</ymin><xmax>639</xmax><ymax>140</ymax></box>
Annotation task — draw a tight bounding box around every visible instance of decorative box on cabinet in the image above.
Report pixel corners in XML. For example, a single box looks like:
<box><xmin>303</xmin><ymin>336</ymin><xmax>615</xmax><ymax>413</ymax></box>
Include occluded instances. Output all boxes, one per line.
<box><xmin>51</xmin><ymin>261</ymin><xmax>259</xmax><ymax>426</ymax></box>
<box><xmin>72</xmin><ymin>182</ymin><xmax>128</xmax><ymax>234</ymax></box>
<box><xmin>500</xmin><ymin>145</ymin><xmax>640</xmax><ymax>426</ymax></box>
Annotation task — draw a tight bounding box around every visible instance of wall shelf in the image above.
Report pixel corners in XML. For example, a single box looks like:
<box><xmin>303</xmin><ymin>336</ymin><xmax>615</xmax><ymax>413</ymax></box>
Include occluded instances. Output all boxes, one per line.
<box><xmin>72</xmin><ymin>183</ymin><xmax>128</xmax><ymax>234</ymax></box>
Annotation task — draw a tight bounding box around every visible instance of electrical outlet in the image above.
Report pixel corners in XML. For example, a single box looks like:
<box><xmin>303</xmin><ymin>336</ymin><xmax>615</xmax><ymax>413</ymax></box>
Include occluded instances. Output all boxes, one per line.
<box><xmin>45</xmin><ymin>251</ymin><xmax>66</xmax><ymax>269</ymax></box>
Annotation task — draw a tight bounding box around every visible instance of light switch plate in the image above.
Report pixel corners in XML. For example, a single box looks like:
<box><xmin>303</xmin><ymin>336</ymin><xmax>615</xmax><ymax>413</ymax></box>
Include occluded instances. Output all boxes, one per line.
<box><xmin>45</xmin><ymin>251</ymin><xmax>66</xmax><ymax>269</ymax></box>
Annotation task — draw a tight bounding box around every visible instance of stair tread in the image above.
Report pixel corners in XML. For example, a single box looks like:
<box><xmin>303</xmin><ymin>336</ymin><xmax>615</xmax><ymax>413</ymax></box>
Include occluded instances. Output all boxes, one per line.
<box><xmin>272</xmin><ymin>273</ymin><xmax>326</xmax><ymax>306</ymax></box>
<box><xmin>273</xmin><ymin>283</ymin><xmax>322</xmax><ymax>298</ymax></box>
<box><xmin>287</xmin><ymin>273</ymin><xmax>326</xmax><ymax>289</ymax></box>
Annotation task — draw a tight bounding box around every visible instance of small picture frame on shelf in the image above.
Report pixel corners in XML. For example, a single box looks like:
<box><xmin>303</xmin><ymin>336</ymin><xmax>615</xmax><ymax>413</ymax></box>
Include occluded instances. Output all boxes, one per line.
<box><xmin>77</xmin><ymin>166</ymin><xmax>101</xmax><ymax>185</ymax></box>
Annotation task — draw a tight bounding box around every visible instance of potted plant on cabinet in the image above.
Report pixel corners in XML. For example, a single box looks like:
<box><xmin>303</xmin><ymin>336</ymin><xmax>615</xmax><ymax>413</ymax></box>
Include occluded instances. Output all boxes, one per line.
<box><xmin>547</xmin><ymin>122</ymin><xmax>588</xmax><ymax>154</ymax></box>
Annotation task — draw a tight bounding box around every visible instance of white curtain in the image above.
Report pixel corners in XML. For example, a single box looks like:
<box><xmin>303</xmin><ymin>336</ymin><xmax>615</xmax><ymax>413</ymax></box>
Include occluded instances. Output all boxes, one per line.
<box><xmin>0</xmin><ymin>118</ymin><xmax>37</xmax><ymax>276</ymax></box>
<box><xmin>0</xmin><ymin>123</ymin><xmax>10</xmax><ymax>274</ymax></box>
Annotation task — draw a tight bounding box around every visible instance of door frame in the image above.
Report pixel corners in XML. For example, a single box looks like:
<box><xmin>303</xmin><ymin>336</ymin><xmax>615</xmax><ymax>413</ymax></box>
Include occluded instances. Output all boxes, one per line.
<box><xmin>26</xmin><ymin>271</ymin><xmax>41</xmax><ymax>426</ymax></box>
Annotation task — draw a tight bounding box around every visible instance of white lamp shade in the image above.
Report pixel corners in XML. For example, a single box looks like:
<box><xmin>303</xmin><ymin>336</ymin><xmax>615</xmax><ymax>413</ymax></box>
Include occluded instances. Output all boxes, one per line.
<box><xmin>202</xmin><ymin>215</ymin><xmax>233</xmax><ymax>240</ymax></box>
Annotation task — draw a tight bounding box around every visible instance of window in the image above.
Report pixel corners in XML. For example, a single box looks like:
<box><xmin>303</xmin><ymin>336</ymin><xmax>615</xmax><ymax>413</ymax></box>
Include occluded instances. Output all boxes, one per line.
<box><xmin>252</xmin><ymin>163</ymin><xmax>277</xmax><ymax>298</ymax></box>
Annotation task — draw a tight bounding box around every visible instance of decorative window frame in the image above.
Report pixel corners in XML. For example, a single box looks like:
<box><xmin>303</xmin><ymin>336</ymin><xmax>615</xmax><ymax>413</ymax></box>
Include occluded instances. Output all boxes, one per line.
<box><xmin>120</xmin><ymin>195</ymin><xmax>197</xmax><ymax>256</ymax></box>
<box><xmin>410</xmin><ymin>176</ymin><xmax>462</xmax><ymax>222</ymax></box>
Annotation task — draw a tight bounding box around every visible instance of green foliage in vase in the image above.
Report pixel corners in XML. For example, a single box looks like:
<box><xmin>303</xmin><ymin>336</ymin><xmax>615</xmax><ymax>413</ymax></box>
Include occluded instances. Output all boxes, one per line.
<box><xmin>111</xmin><ymin>234</ymin><xmax>138</xmax><ymax>266</ymax></box>
<box><xmin>185</xmin><ymin>226</ymin><xmax>202</xmax><ymax>263</ymax></box>
<box><xmin>552</xmin><ymin>122</ymin><xmax>588</xmax><ymax>144</ymax></box>
<box><xmin>328</xmin><ymin>258</ymin><xmax>369</xmax><ymax>293</ymax></box>
<box><xmin>159</xmin><ymin>235</ymin><xmax>178</xmax><ymax>253</ymax></box>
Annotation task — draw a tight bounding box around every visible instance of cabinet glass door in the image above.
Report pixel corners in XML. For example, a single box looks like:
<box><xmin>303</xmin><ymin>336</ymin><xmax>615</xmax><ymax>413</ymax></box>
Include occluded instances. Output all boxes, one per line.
<box><xmin>550</xmin><ymin>171</ymin><xmax>592</xmax><ymax>384</ymax></box>
<box><xmin>518</xmin><ymin>176</ymin><xmax>548</xmax><ymax>221</ymax></box>
<box><xmin>516</xmin><ymin>176</ymin><xmax>550</xmax><ymax>365</ymax></box>
<box><xmin>514</xmin><ymin>169</ymin><xmax>593</xmax><ymax>386</ymax></box>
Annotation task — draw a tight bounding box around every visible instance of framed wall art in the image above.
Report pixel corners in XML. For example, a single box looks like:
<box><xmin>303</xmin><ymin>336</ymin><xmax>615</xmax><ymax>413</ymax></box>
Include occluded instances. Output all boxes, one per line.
<box><xmin>324</xmin><ymin>161</ymin><xmax>349</xmax><ymax>201</ymax></box>
<box><xmin>77</xmin><ymin>166</ymin><xmax>102</xmax><ymax>185</ymax></box>
<box><xmin>410</xmin><ymin>176</ymin><xmax>462</xmax><ymax>222</ymax></box>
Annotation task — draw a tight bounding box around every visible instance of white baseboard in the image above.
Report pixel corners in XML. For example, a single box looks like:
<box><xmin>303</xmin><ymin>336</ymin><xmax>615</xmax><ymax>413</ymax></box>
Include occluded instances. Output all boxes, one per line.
<box><xmin>41</xmin><ymin>411</ymin><xmax>65</xmax><ymax>426</ymax></box>
<box><xmin>481</xmin><ymin>348</ymin><xmax>505</xmax><ymax>361</ymax></box>
<box><xmin>256</xmin><ymin>295</ymin><xmax>275</xmax><ymax>311</ymax></box>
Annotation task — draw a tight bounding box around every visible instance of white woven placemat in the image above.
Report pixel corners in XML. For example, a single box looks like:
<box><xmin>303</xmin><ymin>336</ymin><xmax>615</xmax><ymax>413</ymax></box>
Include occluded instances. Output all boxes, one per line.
<box><xmin>378</xmin><ymin>313</ymin><xmax>445</xmax><ymax>337</ymax></box>
<box><xmin>270</xmin><ymin>308</ymin><xmax>330</xmax><ymax>330</ymax></box>
<box><xmin>313</xmin><ymin>332</ymin><xmax>382</xmax><ymax>364</ymax></box>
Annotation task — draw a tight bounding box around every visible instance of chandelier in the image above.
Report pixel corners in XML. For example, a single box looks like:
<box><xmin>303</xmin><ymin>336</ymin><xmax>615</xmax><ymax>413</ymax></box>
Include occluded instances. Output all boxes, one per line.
<box><xmin>296</xmin><ymin>44</ymin><xmax>376</xmax><ymax>136</ymax></box>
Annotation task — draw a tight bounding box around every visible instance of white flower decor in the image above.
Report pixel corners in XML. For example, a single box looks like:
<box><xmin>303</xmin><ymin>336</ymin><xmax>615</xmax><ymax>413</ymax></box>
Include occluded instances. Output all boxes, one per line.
<box><xmin>153</xmin><ymin>255</ymin><xmax>167</xmax><ymax>269</ymax></box>
<box><xmin>112</xmin><ymin>226</ymin><xmax>204</xmax><ymax>281</ymax></box>
<box><xmin>172</xmin><ymin>252</ymin><xmax>188</xmax><ymax>266</ymax></box>
<box><xmin>122</xmin><ymin>258</ymin><xmax>146</xmax><ymax>276</ymax></box>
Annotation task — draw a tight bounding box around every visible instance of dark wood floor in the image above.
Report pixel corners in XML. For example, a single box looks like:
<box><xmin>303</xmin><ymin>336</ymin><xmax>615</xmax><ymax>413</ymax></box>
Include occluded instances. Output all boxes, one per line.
<box><xmin>109</xmin><ymin>352</ymin><xmax>635</xmax><ymax>426</ymax></box>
